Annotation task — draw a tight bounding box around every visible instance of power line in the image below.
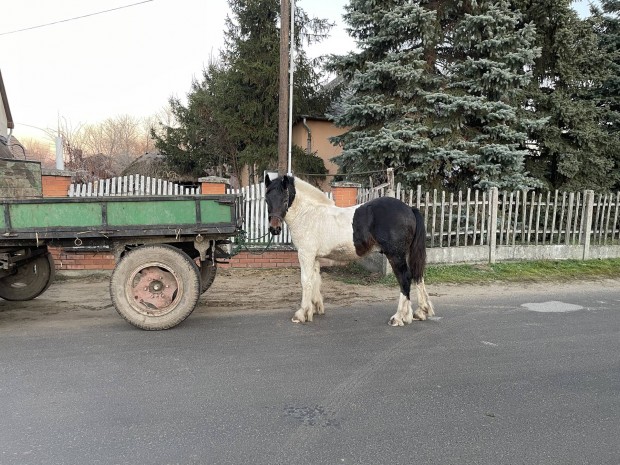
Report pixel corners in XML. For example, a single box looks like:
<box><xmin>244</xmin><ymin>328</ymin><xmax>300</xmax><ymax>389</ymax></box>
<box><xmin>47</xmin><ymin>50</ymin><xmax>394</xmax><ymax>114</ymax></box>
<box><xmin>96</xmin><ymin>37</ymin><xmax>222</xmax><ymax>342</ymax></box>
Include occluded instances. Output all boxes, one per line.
<box><xmin>0</xmin><ymin>0</ymin><xmax>154</xmax><ymax>37</ymax></box>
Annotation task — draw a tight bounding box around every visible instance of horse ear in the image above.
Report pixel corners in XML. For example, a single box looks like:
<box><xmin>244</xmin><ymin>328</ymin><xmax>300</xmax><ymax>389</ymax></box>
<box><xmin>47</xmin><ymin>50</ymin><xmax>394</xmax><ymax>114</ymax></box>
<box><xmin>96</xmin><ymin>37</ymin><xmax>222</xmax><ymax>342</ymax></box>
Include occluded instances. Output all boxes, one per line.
<box><xmin>282</xmin><ymin>175</ymin><xmax>289</xmax><ymax>189</ymax></box>
<box><xmin>265</xmin><ymin>173</ymin><xmax>271</xmax><ymax>187</ymax></box>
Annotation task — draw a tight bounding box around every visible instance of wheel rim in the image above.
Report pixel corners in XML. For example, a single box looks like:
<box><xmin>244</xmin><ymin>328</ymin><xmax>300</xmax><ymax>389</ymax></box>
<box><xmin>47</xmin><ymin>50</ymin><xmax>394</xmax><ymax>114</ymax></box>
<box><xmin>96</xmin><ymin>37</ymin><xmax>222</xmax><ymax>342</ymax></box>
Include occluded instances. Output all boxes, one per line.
<box><xmin>126</xmin><ymin>263</ymin><xmax>183</xmax><ymax>317</ymax></box>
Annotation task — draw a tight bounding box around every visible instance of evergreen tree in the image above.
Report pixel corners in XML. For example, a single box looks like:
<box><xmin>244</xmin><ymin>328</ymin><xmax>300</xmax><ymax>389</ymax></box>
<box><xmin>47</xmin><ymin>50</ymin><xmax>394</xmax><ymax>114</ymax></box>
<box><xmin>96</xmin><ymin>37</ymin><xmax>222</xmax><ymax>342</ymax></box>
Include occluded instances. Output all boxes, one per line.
<box><xmin>153</xmin><ymin>0</ymin><xmax>331</xmax><ymax>183</ymax></box>
<box><xmin>329</xmin><ymin>0</ymin><xmax>541</xmax><ymax>190</ymax></box>
<box><xmin>519</xmin><ymin>0</ymin><xmax>618</xmax><ymax>192</ymax></box>
<box><xmin>151</xmin><ymin>71</ymin><xmax>226</xmax><ymax>177</ymax></box>
<box><xmin>591</xmin><ymin>0</ymin><xmax>620</xmax><ymax>189</ymax></box>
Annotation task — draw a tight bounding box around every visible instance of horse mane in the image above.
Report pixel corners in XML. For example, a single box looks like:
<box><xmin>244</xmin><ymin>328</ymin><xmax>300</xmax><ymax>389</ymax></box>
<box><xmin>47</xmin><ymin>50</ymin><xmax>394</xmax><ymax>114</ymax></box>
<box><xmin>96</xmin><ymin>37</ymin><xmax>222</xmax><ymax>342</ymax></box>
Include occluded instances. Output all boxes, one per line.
<box><xmin>293</xmin><ymin>177</ymin><xmax>335</xmax><ymax>206</ymax></box>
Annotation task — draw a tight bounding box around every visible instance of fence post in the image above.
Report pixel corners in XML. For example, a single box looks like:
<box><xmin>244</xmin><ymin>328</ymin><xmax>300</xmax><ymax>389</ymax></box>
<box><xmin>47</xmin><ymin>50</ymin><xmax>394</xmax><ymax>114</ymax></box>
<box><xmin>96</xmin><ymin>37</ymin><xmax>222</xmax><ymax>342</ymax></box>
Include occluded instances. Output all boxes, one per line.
<box><xmin>386</xmin><ymin>167</ymin><xmax>395</xmax><ymax>198</ymax></box>
<box><xmin>582</xmin><ymin>190</ymin><xmax>595</xmax><ymax>260</ymax></box>
<box><xmin>488</xmin><ymin>187</ymin><xmax>499</xmax><ymax>264</ymax></box>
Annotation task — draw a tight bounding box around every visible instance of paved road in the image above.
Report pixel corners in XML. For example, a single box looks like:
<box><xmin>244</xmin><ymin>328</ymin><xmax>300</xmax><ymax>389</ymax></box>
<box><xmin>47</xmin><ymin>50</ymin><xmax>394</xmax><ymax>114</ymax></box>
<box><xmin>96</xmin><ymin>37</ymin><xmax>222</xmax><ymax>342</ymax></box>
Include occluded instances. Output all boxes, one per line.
<box><xmin>1</xmin><ymin>281</ymin><xmax>619</xmax><ymax>465</ymax></box>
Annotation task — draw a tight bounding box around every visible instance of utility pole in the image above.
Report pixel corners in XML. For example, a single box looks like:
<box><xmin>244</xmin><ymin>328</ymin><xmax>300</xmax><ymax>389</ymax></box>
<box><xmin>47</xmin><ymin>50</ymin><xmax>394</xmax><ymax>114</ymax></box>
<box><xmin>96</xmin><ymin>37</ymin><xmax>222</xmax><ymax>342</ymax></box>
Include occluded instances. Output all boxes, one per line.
<box><xmin>277</xmin><ymin>0</ymin><xmax>290</xmax><ymax>176</ymax></box>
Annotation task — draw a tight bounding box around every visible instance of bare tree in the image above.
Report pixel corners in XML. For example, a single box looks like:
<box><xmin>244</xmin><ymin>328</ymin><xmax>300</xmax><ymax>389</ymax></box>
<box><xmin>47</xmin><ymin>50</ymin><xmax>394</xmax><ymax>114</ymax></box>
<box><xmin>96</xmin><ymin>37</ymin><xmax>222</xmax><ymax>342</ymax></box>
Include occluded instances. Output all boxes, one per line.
<box><xmin>19</xmin><ymin>137</ymin><xmax>55</xmax><ymax>168</ymax></box>
<box><xmin>58</xmin><ymin>114</ymin><xmax>158</xmax><ymax>181</ymax></box>
<box><xmin>57</xmin><ymin>118</ymin><xmax>86</xmax><ymax>167</ymax></box>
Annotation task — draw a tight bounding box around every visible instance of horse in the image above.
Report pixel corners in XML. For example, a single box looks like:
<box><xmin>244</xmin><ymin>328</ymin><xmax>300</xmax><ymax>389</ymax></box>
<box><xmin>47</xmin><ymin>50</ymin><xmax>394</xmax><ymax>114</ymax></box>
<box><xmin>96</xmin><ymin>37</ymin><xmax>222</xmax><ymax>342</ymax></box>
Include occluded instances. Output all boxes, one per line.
<box><xmin>264</xmin><ymin>174</ymin><xmax>435</xmax><ymax>326</ymax></box>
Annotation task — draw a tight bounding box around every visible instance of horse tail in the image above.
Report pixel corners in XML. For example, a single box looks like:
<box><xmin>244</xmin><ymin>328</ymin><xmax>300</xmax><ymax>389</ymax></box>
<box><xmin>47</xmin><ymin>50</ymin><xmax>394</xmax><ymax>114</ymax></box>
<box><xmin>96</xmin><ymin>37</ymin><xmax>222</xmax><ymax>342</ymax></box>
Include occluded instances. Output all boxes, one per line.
<box><xmin>409</xmin><ymin>207</ymin><xmax>426</xmax><ymax>283</ymax></box>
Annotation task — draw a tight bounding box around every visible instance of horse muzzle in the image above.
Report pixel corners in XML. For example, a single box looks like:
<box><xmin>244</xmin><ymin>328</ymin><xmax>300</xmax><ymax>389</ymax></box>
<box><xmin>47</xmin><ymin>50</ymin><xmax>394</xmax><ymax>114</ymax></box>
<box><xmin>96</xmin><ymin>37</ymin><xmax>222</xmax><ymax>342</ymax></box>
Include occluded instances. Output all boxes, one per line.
<box><xmin>268</xmin><ymin>216</ymin><xmax>283</xmax><ymax>235</ymax></box>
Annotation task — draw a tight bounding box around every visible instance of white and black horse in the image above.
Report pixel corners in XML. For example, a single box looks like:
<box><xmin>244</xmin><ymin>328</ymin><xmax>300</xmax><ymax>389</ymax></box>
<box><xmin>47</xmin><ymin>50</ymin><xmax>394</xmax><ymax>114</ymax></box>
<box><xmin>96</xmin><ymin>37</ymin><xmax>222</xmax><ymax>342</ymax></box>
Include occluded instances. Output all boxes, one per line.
<box><xmin>265</xmin><ymin>174</ymin><xmax>435</xmax><ymax>325</ymax></box>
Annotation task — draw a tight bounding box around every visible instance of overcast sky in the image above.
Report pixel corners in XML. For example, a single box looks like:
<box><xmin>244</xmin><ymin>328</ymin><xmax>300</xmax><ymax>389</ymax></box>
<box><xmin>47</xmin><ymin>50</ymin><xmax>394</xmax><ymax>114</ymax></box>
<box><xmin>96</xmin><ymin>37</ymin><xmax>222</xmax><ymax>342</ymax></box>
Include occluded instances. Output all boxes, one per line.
<box><xmin>2</xmin><ymin>0</ymin><xmax>592</xmax><ymax>144</ymax></box>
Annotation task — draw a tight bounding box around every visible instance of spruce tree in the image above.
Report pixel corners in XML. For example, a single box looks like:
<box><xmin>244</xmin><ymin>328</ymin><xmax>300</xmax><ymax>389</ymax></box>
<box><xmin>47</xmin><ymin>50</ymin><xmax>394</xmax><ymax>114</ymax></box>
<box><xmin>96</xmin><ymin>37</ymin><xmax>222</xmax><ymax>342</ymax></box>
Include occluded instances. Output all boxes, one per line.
<box><xmin>592</xmin><ymin>0</ymin><xmax>620</xmax><ymax>189</ymax></box>
<box><xmin>151</xmin><ymin>72</ymin><xmax>226</xmax><ymax>177</ymax></box>
<box><xmin>329</xmin><ymin>0</ymin><xmax>541</xmax><ymax>190</ymax></box>
<box><xmin>519</xmin><ymin>0</ymin><xmax>618</xmax><ymax>192</ymax></box>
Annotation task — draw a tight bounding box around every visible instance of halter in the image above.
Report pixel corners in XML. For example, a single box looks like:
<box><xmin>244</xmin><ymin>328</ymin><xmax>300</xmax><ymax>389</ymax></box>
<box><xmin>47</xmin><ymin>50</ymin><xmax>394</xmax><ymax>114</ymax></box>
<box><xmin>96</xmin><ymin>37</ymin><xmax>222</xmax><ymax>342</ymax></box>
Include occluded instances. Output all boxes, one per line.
<box><xmin>268</xmin><ymin>186</ymin><xmax>289</xmax><ymax>223</ymax></box>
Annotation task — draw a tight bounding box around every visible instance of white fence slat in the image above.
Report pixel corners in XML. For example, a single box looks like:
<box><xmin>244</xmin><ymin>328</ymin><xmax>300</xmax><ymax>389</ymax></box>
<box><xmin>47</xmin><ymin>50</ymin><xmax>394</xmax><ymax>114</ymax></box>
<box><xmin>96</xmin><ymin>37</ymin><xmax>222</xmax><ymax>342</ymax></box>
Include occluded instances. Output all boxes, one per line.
<box><xmin>535</xmin><ymin>192</ymin><xmax>542</xmax><ymax>245</ymax></box>
<box><xmin>499</xmin><ymin>191</ymin><xmax>507</xmax><ymax>246</ymax></box>
<box><xmin>542</xmin><ymin>191</ymin><xmax>551</xmax><ymax>245</ymax></box>
<box><xmin>463</xmin><ymin>189</ymin><xmax>470</xmax><ymax>247</ymax></box>
<box><xmin>474</xmin><ymin>189</ymin><xmax>480</xmax><ymax>245</ymax></box>
<box><xmin>69</xmin><ymin>175</ymin><xmax>198</xmax><ymax>199</ymax></box>
<box><xmin>603</xmin><ymin>194</ymin><xmax>612</xmax><ymax>245</ymax></box>
<box><xmin>611</xmin><ymin>192</ymin><xmax>620</xmax><ymax>242</ymax></box>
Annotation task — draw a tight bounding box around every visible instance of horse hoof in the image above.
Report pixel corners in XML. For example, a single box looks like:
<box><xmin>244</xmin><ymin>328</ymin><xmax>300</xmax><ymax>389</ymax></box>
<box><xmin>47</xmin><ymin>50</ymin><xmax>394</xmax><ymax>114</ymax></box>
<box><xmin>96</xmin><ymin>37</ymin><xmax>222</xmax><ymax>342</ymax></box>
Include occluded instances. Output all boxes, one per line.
<box><xmin>426</xmin><ymin>304</ymin><xmax>436</xmax><ymax>317</ymax></box>
<box><xmin>388</xmin><ymin>317</ymin><xmax>404</xmax><ymax>327</ymax></box>
<box><xmin>292</xmin><ymin>310</ymin><xmax>306</xmax><ymax>324</ymax></box>
<box><xmin>413</xmin><ymin>309</ymin><xmax>427</xmax><ymax>321</ymax></box>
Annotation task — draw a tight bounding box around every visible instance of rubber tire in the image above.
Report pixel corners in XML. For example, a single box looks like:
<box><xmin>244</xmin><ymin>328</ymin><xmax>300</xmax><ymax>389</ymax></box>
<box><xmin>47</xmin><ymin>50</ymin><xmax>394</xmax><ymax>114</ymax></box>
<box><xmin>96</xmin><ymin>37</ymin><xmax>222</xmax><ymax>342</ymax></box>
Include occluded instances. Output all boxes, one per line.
<box><xmin>0</xmin><ymin>253</ymin><xmax>55</xmax><ymax>301</ymax></box>
<box><xmin>199</xmin><ymin>261</ymin><xmax>217</xmax><ymax>294</ymax></box>
<box><xmin>110</xmin><ymin>244</ymin><xmax>201</xmax><ymax>330</ymax></box>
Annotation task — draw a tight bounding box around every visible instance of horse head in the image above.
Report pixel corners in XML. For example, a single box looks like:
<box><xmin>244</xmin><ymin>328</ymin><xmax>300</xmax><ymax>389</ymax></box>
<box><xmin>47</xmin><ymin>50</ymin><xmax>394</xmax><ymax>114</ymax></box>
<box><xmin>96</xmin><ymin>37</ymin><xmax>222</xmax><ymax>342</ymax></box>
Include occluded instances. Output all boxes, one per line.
<box><xmin>264</xmin><ymin>174</ymin><xmax>295</xmax><ymax>235</ymax></box>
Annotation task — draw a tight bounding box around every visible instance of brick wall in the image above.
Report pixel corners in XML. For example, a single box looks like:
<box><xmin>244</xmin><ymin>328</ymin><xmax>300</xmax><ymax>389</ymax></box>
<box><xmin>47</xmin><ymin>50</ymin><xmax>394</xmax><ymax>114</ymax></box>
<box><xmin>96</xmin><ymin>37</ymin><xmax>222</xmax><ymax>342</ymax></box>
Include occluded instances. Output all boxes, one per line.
<box><xmin>49</xmin><ymin>247</ymin><xmax>299</xmax><ymax>271</ymax></box>
<box><xmin>49</xmin><ymin>248</ymin><xmax>115</xmax><ymax>271</ymax></box>
<box><xmin>220</xmin><ymin>250</ymin><xmax>299</xmax><ymax>268</ymax></box>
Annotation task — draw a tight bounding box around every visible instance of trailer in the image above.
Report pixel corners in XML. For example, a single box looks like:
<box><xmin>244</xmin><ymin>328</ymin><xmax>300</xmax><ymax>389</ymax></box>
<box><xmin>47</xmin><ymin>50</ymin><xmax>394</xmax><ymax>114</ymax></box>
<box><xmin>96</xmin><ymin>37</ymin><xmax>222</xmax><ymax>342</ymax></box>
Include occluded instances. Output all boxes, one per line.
<box><xmin>1</xmin><ymin>159</ymin><xmax>242</xmax><ymax>330</ymax></box>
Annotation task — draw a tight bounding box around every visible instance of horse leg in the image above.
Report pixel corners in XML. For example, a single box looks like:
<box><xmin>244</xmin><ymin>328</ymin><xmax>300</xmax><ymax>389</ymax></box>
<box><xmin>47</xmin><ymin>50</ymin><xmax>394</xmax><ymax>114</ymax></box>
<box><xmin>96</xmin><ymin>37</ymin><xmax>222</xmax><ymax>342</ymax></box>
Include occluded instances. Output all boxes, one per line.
<box><xmin>292</xmin><ymin>253</ymin><xmax>317</xmax><ymax>323</ymax></box>
<box><xmin>387</xmin><ymin>257</ymin><xmax>414</xmax><ymax>327</ymax></box>
<box><xmin>413</xmin><ymin>278</ymin><xmax>435</xmax><ymax>319</ymax></box>
<box><xmin>311</xmin><ymin>259</ymin><xmax>325</xmax><ymax>316</ymax></box>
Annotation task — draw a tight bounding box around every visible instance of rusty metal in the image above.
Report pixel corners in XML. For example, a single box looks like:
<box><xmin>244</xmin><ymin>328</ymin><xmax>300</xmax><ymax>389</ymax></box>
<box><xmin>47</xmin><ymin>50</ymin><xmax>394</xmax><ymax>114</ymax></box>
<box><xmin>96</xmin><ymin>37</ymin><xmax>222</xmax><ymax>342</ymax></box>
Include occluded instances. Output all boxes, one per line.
<box><xmin>128</xmin><ymin>266</ymin><xmax>179</xmax><ymax>317</ymax></box>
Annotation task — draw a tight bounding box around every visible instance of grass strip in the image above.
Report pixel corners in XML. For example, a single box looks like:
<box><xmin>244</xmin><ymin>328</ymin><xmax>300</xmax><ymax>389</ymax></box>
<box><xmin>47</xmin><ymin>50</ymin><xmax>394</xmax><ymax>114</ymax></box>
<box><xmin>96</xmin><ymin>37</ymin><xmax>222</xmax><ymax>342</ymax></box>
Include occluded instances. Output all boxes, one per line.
<box><xmin>322</xmin><ymin>259</ymin><xmax>620</xmax><ymax>286</ymax></box>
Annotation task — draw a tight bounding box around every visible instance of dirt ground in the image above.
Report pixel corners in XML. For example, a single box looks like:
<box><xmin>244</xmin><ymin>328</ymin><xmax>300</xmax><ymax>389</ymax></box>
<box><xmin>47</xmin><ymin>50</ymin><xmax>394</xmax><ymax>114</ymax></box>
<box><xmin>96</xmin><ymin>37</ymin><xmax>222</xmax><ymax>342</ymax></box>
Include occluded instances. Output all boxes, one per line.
<box><xmin>0</xmin><ymin>268</ymin><xmax>391</xmax><ymax>329</ymax></box>
<box><xmin>1</xmin><ymin>267</ymin><xmax>619</xmax><ymax>330</ymax></box>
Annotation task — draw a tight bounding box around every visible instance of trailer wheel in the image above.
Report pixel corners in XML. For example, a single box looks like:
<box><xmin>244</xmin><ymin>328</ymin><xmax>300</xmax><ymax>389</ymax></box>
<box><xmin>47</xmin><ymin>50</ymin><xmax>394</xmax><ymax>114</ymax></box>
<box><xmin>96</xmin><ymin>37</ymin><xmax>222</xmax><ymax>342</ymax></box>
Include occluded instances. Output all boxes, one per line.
<box><xmin>0</xmin><ymin>253</ymin><xmax>55</xmax><ymax>301</ymax></box>
<box><xmin>199</xmin><ymin>261</ymin><xmax>217</xmax><ymax>294</ymax></box>
<box><xmin>110</xmin><ymin>245</ymin><xmax>201</xmax><ymax>330</ymax></box>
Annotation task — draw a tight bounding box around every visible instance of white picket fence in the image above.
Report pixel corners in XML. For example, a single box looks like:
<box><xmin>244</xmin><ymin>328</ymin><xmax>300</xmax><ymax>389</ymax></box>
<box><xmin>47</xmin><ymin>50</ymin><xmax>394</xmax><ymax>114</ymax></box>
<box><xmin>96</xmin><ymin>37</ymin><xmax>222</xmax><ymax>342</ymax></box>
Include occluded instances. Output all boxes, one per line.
<box><xmin>230</xmin><ymin>181</ymin><xmax>620</xmax><ymax>263</ymax></box>
<box><xmin>68</xmin><ymin>175</ymin><xmax>198</xmax><ymax>197</ymax></box>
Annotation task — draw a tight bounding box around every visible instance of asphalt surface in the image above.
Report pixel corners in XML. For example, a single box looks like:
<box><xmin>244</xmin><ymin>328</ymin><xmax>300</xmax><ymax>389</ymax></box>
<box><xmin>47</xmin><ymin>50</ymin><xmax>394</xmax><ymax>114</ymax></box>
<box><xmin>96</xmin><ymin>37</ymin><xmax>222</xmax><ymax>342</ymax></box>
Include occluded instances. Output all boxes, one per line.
<box><xmin>1</xmin><ymin>282</ymin><xmax>619</xmax><ymax>465</ymax></box>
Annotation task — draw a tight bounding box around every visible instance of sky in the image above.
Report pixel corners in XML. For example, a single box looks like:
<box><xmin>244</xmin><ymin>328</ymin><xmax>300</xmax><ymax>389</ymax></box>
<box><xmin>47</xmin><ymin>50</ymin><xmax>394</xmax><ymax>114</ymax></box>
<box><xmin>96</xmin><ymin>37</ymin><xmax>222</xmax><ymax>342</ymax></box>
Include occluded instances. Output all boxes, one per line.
<box><xmin>2</xmin><ymin>0</ymin><xmax>593</xmax><ymax>145</ymax></box>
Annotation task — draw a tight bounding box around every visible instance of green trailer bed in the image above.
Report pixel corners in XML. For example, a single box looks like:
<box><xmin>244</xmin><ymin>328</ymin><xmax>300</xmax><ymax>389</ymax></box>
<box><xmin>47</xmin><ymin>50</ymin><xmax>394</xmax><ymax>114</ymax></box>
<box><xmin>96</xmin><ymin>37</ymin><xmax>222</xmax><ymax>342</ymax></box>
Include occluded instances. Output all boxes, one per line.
<box><xmin>1</xmin><ymin>195</ymin><xmax>239</xmax><ymax>244</ymax></box>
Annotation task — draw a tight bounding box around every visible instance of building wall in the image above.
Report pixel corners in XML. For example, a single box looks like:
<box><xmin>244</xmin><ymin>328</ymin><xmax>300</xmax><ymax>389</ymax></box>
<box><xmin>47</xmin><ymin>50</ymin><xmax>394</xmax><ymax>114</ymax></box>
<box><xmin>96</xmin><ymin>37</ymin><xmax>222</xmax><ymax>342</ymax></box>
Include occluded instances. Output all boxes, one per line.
<box><xmin>239</xmin><ymin>118</ymin><xmax>349</xmax><ymax>189</ymax></box>
<box><xmin>0</xmin><ymin>71</ymin><xmax>11</xmax><ymax>138</ymax></box>
<box><xmin>0</xmin><ymin>105</ymin><xmax>7</xmax><ymax>138</ymax></box>
<box><xmin>291</xmin><ymin>118</ymin><xmax>349</xmax><ymax>192</ymax></box>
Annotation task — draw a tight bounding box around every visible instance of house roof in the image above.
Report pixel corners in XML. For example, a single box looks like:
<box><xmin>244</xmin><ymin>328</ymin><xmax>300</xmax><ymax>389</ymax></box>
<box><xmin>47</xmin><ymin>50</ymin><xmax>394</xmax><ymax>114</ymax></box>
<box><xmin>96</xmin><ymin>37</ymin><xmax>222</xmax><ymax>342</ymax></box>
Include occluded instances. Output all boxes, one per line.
<box><xmin>0</xmin><ymin>69</ymin><xmax>14</xmax><ymax>129</ymax></box>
